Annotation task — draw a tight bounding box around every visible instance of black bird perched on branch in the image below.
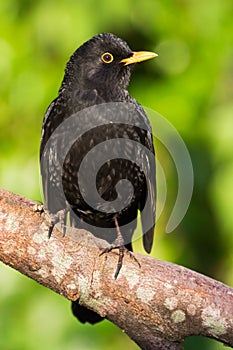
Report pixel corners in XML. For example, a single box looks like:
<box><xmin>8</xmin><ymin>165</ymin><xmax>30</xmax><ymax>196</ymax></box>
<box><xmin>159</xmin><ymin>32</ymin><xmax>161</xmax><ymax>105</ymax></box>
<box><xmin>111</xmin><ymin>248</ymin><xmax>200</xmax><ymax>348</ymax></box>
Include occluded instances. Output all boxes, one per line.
<box><xmin>40</xmin><ymin>33</ymin><xmax>157</xmax><ymax>324</ymax></box>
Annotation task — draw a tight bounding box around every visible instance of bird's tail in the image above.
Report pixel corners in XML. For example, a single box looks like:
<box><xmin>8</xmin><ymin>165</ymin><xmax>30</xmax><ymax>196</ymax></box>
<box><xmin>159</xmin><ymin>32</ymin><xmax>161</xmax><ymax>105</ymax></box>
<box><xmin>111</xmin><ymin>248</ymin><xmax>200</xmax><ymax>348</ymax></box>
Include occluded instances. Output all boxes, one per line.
<box><xmin>71</xmin><ymin>300</ymin><xmax>104</xmax><ymax>324</ymax></box>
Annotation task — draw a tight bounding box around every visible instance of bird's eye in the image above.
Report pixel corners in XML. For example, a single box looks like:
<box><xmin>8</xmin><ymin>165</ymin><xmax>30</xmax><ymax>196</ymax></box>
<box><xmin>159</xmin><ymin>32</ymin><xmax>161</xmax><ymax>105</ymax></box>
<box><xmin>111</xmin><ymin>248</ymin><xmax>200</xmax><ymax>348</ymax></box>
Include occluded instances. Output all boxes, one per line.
<box><xmin>101</xmin><ymin>52</ymin><xmax>114</xmax><ymax>64</ymax></box>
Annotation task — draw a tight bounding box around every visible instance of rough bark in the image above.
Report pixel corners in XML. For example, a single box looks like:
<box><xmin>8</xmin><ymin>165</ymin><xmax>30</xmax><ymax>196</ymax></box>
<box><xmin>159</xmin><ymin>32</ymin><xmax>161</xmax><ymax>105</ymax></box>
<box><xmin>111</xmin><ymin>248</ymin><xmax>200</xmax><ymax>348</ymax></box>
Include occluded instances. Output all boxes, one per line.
<box><xmin>0</xmin><ymin>188</ymin><xmax>232</xmax><ymax>350</ymax></box>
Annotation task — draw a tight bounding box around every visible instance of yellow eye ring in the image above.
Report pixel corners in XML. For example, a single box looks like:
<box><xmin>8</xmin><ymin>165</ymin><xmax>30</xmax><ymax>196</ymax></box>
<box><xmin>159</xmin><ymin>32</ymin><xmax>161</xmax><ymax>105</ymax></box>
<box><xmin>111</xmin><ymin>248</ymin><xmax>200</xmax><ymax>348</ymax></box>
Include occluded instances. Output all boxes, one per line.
<box><xmin>101</xmin><ymin>52</ymin><xmax>114</xmax><ymax>64</ymax></box>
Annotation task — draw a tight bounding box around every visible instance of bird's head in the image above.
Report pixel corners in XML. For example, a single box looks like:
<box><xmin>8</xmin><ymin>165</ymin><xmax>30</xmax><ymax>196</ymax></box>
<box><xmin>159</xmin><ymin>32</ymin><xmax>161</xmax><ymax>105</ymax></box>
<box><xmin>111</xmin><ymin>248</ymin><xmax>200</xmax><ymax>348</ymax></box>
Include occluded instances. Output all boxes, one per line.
<box><xmin>62</xmin><ymin>33</ymin><xmax>157</xmax><ymax>98</ymax></box>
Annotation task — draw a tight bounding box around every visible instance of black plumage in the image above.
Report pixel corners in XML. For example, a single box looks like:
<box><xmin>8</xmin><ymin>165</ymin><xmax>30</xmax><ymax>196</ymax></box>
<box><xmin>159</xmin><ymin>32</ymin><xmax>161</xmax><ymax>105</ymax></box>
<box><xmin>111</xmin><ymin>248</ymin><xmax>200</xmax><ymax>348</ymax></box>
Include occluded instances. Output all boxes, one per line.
<box><xmin>40</xmin><ymin>33</ymin><xmax>157</xmax><ymax>324</ymax></box>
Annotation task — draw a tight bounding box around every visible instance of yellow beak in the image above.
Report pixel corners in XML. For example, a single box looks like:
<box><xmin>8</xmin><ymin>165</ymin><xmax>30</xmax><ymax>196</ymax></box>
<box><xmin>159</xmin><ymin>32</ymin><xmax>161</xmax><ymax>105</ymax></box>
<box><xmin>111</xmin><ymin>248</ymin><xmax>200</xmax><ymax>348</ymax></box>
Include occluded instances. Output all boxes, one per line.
<box><xmin>120</xmin><ymin>51</ymin><xmax>158</xmax><ymax>66</ymax></box>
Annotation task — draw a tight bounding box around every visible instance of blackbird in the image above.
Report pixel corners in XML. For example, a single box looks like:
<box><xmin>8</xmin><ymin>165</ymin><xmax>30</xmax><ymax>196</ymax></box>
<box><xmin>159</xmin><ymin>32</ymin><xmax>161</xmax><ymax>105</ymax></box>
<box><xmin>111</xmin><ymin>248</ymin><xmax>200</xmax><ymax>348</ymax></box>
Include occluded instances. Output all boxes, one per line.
<box><xmin>40</xmin><ymin>33</ymin><xmax>157</xmax><ymax>324</ymax></box>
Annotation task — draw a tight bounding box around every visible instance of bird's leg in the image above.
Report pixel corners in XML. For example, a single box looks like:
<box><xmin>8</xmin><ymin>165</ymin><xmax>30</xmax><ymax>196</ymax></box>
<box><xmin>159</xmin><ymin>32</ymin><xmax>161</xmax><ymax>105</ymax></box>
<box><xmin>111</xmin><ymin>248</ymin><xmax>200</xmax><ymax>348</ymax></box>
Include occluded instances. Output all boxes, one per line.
<box><xmin>48</xmin><ymin>205</ymin><xmax>70</xmax><ymax>238</ymax></box>
<box><xmin>100</xmin><ymin>217</ymin><xmax>141</xmax><ymax>279</ymax></box>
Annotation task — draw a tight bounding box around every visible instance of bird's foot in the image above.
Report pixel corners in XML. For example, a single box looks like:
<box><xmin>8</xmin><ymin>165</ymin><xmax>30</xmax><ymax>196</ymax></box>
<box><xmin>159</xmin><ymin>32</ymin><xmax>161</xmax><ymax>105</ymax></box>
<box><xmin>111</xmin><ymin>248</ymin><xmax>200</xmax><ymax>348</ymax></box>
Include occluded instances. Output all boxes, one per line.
<box><xmin>100</xmin><ymin>217</ymin><xmax>141</xmax><ymax>278</ymax></box>
<box><xmin>33</xmin><ymin>203</ymin><xmax>67</xmax><ymax>237</ymax></box>
<box><xmin>100</xmin><ymin>245</ymin><xmax>141</xmax><ymax>279</ymax></box>
<box><xmin>33</xmin><ymin>201</ymin><xmax>44</xmax><ymax>214</ymax></box>
<box><xmin>48</xmin><ymin>207</ymin><xmax>70</xmax><ymax>238</ymax></box>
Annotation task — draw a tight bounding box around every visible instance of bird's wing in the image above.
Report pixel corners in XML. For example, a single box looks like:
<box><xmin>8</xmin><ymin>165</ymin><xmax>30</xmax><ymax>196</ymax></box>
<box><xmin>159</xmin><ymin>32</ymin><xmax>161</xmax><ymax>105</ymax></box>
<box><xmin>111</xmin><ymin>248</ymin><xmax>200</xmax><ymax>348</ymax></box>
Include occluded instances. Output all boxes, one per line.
<box><xmin>134</xmin><ymin>102</ymin><xmax>156</xmax><ymax>254</ymax></box>
<box><xmin>40</xmin><ymin>97</ymin><xmax>68</xmax><ymax>213</ymax></box>
<box><xmin>40</xmin><ymin>97</ymin><xmax>58</xmax><ymax>159</ymax></box>
<box><xmin>140</xmin><ymin>131</ymin><xmax>156</xmax><ymax>253</ymax></box>
<box><xmin>40</xmin><ymin>89</ymin><xmax>104</xmax><ymax>214</ymax></box>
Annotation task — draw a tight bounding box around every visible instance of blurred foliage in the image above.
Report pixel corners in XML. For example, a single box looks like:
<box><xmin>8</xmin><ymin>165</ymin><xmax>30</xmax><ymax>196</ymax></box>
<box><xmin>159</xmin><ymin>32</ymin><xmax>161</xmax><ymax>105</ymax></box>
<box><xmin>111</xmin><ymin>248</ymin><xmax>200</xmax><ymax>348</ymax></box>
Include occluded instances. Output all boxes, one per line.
<box><xmin>0</xmin><ymin>0</ymin><xmax>233</xmax><ymax>349</ymax></box>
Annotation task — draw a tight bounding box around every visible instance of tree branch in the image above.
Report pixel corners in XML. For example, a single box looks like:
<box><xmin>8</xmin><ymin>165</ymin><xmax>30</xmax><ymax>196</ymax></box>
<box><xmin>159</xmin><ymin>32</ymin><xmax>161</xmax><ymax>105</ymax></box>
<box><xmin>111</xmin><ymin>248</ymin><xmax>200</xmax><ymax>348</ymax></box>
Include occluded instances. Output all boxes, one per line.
<box><xmin>0</xmin><ymin>188</ymin><xmax>232</xmax><ymax>349</ymax></box>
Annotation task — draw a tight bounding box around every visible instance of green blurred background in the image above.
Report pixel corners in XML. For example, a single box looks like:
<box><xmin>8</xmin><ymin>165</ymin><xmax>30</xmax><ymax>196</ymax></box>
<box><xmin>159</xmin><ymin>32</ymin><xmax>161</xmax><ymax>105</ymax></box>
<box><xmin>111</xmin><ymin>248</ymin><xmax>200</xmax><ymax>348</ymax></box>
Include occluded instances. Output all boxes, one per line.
<box><xmin>0</xmin><ymin>0</ymin><xmax>232</xmax><ymax>349</ymax></box>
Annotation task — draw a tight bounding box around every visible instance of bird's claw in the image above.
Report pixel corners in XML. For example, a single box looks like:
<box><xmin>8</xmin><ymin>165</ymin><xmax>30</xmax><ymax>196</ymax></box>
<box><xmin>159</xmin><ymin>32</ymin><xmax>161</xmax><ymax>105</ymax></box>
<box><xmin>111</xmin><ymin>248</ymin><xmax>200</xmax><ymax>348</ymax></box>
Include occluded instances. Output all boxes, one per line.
<box><xmin>33</xmin><ymin>201</ymin><xmax>44</xmax><ymax>214</ymax></box>
<box><xmin>100</xmin><ymin>245</ymin><xmax>141</xmax><ymax>279</ymax></box>
<box><xmin>48</xmin><ymin>207</ymin><xmax>69</xmax><ymax>238</ymax></box>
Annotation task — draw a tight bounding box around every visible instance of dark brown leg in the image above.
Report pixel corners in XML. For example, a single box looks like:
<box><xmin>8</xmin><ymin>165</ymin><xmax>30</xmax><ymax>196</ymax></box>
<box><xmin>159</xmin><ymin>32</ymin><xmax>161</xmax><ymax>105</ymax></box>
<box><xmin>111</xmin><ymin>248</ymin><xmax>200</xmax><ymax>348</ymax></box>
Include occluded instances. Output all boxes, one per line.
<box><xmin>100</xmin><ymin>217</ymin><xmax>141</xmax><ymax>279</ymax></box>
